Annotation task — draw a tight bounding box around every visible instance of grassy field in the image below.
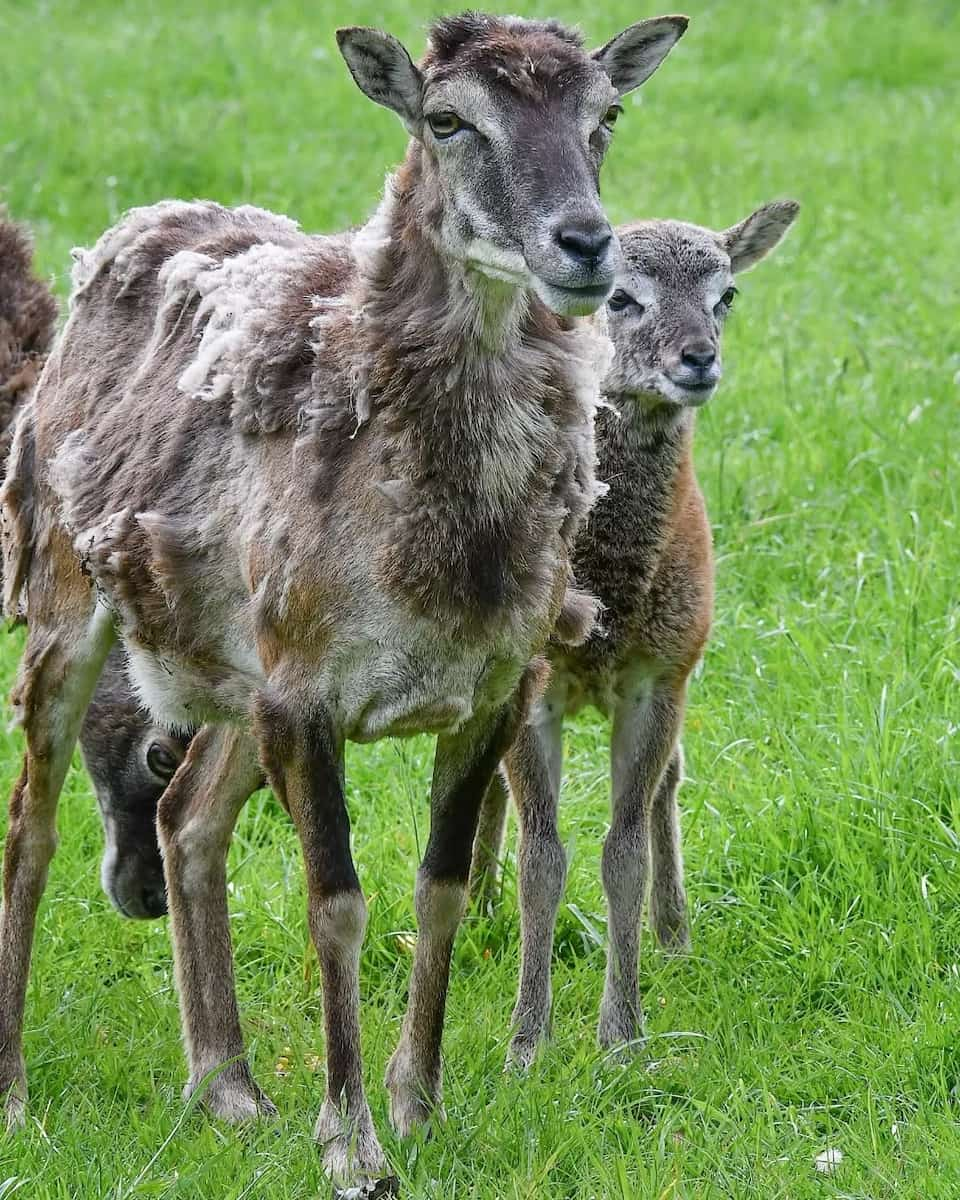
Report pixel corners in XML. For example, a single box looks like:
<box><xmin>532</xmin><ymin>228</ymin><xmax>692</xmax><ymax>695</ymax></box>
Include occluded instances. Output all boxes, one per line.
<box><xmin>1</xmin><ymin>0</ymin><xmax>959</xmax><ymax>1196</ymax></box>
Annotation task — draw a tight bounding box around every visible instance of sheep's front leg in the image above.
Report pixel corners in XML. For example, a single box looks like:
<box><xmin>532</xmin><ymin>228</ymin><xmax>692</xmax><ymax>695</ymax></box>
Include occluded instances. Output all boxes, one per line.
<box><xmin>255</xmin><ymin>698</ymin><xmax>387</xmax><ymax>1193</ymax></box>
<box><xmin>386</xmin><ymin>701</ymin><xmax>521</xmax><ymax>1136</ymax></box>
<box><xmin>504</xmin><ymin>698</ymin><xmax>565</xmax><ymax>1069</ymax></box>
<box><xmin>0</xmin><ymin>602</ymin><xmax>115</xmax><ymax>1127</ymax></box>
<box><xmin>156</xmin><ymin>725</ymin><xmax>271</xmax><ymax>1121</ymax></box>
<box><xmin>599</xmin><ymin>677</ymin><xmax>685</xmax><ymax>1049</ymax></box>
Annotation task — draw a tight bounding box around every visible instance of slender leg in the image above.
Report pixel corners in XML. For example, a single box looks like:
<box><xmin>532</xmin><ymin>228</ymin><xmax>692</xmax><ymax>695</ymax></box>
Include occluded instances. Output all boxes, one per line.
<box><xmin>386</xmin><ymin>690</ymin><xmax>528</xmax><ymax>1136</ymax></box>
<box><xmin>648</xmin><ymin>746</ymin><xmax>690</xmax><ymax>951</ymax></box>
<box><xmin>0</xmin><ymin>602</ymin><xmax>115</xmax><ymax>1126</ymax></box>
<box><xmin>504</xmin><ymin>696</ymin><xmax>565</xmax><ymax>1069</ymax></box>
<box><xmin>599</xmin><ymin>676</ymin><xmax>685</xmax><ymax>1049</ymax></box>
<box><xmin>156</xmin><ymin>723</ymin><xmax>269</xmax><ymax>1120</ymax></box>
<box><xmin>468</xmin><ymin>767</ymin><xmax>509</xmax><ymax>911</ymax></box>
<box><xmin>255</xmin><ymin>695</ymin><xmax>387</xmax><ymax>1192</ymax></box>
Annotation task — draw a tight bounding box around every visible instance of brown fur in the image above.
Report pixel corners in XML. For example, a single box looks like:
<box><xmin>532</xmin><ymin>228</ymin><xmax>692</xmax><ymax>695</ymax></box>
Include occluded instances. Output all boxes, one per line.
<box><xmin>0</xmin><ymin>219</ymin><xmax>57</xmax><ymax>473</ymax></box>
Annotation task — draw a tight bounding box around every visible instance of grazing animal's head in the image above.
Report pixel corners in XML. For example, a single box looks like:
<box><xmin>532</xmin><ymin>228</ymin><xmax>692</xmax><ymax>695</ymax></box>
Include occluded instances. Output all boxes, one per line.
<box><xmin>603</xmin><ymin>200</ymin><xmax>800</xmax><ymax>412</ymax></box>
<box><xmin>337</xmin><ymin>12</ymin><xmax>688</xmax><ymax>317</ymax></box>
<box><xmin>79</xmin><ymin>653</ymin><xmax>190</xmax><ymax>918</ymax></box>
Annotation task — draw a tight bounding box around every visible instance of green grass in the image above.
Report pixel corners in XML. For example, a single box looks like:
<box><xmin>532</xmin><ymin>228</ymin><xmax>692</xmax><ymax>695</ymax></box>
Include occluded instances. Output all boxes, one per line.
<box><xmin>1</xmin><ymin>0</ymin><xmax>959</xmax><ymax>1195</ymax></box>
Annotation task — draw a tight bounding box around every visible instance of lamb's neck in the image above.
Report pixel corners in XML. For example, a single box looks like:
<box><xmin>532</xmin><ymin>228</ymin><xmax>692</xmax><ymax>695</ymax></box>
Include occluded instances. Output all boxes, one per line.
<box><xmin>596</xmin><ymin>399</ymin><xmax>692</xmax><ymax>507</ymax></box>
<box><xmin>574</xmin><ymin>401</ymin><xmax>694</xmax><ymax>607</ymax></box>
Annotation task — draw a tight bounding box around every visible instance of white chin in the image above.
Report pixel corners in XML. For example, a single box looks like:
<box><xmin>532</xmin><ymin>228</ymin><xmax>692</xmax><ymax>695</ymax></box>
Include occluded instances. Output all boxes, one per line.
<box><xmin>656</xmin><ymin>377</ymin><xmax>717</xmax><ymax>407</ymax></box>
<box><xmin>532</xmin><ymin>277</ymin><xmax>613</xmax><ymax>318</ymax></box>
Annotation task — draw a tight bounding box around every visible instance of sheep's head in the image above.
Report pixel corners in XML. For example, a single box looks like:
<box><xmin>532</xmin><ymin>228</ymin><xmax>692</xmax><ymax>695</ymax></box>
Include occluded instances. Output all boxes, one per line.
<box><xmin>337</xmin><ymin>13</ymin><xmax>687</xmax><ymax>318</ymax></box>
<box><xmin>603</xmin><ymin>201</ymin><xmax>800</xmax><ymax>412</ymax></box>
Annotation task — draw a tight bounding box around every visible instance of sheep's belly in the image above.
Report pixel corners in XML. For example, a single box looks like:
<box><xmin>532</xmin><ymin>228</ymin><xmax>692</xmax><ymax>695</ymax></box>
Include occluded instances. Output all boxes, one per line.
<box><xmin>329</xmin><ymin>635</ymin><xmax>522</xmax><ymax>743</ymax></box>
<box><xmin>123</xmin><ymin>620</ymin><xmax>525</xmax><ymax>743</ymax></box>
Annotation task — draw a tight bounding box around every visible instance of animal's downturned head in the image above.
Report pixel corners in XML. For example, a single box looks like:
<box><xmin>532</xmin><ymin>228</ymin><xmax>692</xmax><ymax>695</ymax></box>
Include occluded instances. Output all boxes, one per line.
<box><xmin>337</xmin><ymin>13</ymin><xmax>687</xmax><ymax>318</ymax></box>
<box><xmin>603</xmin><ymin>201</ymin><xmax>800</xmax><ymax>414</ymax></box>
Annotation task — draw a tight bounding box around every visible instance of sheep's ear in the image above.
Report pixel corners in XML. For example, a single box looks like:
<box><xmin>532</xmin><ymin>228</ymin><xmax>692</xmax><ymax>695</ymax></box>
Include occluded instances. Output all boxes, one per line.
<box><xmin>592</xmin><ymin>16</ymin><xmax>689</xmax><ymax>95</ymax></box>
<box><xmin>723</xmin><ymin>200</ymin><xmax>800</xmax><ymax>274</ymax></box>
<box><xmin>336</xmin><ymin>28</ymin><xmax>423</xmax><ymax>133</ymax></box>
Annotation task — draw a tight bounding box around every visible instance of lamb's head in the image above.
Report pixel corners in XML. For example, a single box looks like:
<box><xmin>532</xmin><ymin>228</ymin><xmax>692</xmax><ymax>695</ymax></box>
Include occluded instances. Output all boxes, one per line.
<box><xmin>80</xmin><ymin>681</ymin><xmax>190</xmax><ymax>919</ymax></box>
<box><xmin>603</xmin><ymin>200</ymin><xmax>800</xmax><ymax>412</ymax></box>
<box><xmin>337</xmin><ymin>13</ymin><xmax>688</xmax><ymax>317</ymax></box>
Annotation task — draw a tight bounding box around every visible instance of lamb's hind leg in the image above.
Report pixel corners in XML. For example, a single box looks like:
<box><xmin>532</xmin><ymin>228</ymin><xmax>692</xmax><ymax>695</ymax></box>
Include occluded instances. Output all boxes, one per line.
<box><xmin>156</xmin><ymin>724</ymin><xmax>271</xmax><ymax>1121</ymax></box>
<box><xmin>386</xmin><ymin>680</ymin><xmax>534</xmax><ymax>1135</ymax></box>
<box><xmin>599</xmin><ymin>677</ymin><xmax>684</xmax><ymax>1049</ymax></box>
<box><xmin>468</xmin><ymin>767</ymin><xmax>509</xmax><ymax>911</ymax></box>
<box><xmin>0</xmin><ymin>601</ymin><xmax>115</xmax><ymax>1126</ymax></box>
<box><xmin>255</xmin><ymin>695</ymin><xmax>387</xmax><ymax>1193</ymax></box>
<box><xmin>648</xmin><ymin>746</ymin><xmax>690</xmax><ymax>952</ymax></box>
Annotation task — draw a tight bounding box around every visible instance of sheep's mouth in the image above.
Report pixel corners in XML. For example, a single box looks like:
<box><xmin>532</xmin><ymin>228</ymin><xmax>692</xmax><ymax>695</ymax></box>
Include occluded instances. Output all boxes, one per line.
<box><xmin>533</xmin><ymin>278</ymin><xmax>614</xmax><ymax>317</ymax></box>
<box><xmin>673</xmin><ymin>379</ymin><xmax>716</xmax><ymax>395</ymax></box>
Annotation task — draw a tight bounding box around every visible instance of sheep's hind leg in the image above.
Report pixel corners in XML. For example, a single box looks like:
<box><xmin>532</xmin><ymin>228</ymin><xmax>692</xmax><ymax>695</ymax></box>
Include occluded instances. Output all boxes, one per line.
<box><xmin>648</xmin><ymin>746</ymin><xmax>690</xmax><ymax>952</ymax></box>
<box><xmin>0</xmin><ymin>602</ymin><xmax>115</xmax><ymax>1127</ymax></box>
<box><xmin>468</xmin><ymin>767</ymin><xmax>510</xmax><ymax>911</ymax></box>
<box><xmin>599</xmin><ymin>679</ymin><xmax>684</xmax><ymax>1050</ymax></box>
<box><xmin>156</xmin><ymin>724</ymin><xmax>271</xmax><ymax>1122</ymax></box>
<box><xmin>256</xmin><ymin>697</ymin><xmax>388</xmax><ymax>1194</ymax></box>
<box><xmin>386</xmin><ymin>695</ymin><xmax>526</xmax><ymax>1136</ymax></box>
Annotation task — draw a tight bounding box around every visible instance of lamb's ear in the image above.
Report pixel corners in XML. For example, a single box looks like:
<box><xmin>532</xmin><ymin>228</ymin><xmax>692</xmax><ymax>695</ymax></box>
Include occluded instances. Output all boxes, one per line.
<box><xmin>336</xmin><ymin>28</ymin><xmax>423</xmax><ymax>133</ymax></box>
<box><xmin>723</xmin><ymin>200</ymin><xmax>800</xmax><ymax>274</ymax></box>
<box><xmin>592</xmin><ymin>16</ymin><xmax>689</xmax><ymax>95</ymax></box>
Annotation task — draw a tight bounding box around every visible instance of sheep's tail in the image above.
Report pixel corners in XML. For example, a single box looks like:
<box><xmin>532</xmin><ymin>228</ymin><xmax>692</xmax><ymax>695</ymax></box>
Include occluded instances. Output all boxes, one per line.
<box><xmin>0</xmin><ymin>215</ymin><xmax>57</xmax><ymax>620</ymax></box>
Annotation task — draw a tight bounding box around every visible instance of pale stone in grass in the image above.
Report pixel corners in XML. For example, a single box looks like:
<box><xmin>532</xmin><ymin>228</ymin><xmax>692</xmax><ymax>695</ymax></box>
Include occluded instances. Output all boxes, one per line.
<box><xmin>814</xmin><ymin>1147</ymin><xmax>843</xmax><ymax>1173</ymax></box>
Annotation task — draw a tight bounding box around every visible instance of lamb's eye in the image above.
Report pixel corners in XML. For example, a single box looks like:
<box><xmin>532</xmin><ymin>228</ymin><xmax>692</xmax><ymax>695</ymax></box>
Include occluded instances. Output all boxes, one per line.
<box><xmin>601</xmin><ymin>104</ymin><xmax>623</xmax><ymax>131</ymax></box>
<box><xmin>721</xmin><ymin>286</ymin><xmax>738</xmax><ymax>307</ymax></box>
<box><xmin>608</xmin><ymin>289</ymin><xmax>641</xmax><ymax>313</ymax></box>
<box><xmin>147</xmin><ymin>742</ymin><xmax>182</xmax><ymax>782</ymax></box>
<box><xmin>427</xmin><ymin>112</ymin><xmax>462</xmax><ymax>139</ymax></box>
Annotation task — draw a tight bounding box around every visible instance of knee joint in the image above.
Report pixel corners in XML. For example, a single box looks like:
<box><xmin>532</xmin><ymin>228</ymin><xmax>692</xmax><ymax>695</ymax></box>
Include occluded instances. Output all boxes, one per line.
<box><xmin>309</xmin><ymin>890</ymin><xmax>367</xmax><ymax>953</ymax></box>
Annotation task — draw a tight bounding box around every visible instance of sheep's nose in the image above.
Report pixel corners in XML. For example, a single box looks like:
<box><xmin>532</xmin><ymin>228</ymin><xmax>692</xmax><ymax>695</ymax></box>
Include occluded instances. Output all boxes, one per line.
<box><xmin>554</xmin><ymin>221</ymin><xmax>614</xmax><ymax>264</ymax></box>
<box><xmin>681</xmin><ymin>342</ymin><xmax>717</xmax><ymax>369</ymax></box>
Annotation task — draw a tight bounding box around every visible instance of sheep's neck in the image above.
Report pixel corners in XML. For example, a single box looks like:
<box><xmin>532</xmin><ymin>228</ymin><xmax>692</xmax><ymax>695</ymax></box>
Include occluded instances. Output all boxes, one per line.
<box><xmin>357</xmin><ymin>146</ymin><xmax>576</xmax><ymax>629</ymax></box>
<box><xmin>575</xmin><ymin>405</ymin><xmax>692</xmax><ymax>608</ymax></box>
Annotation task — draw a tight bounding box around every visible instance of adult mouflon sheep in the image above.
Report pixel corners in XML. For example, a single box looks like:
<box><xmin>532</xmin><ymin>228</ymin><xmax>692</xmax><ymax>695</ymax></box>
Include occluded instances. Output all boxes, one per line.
<box><xmin>0</xmin><ymin>12</ymin><xmax>687</xmax><ymax>1191</ymax></box>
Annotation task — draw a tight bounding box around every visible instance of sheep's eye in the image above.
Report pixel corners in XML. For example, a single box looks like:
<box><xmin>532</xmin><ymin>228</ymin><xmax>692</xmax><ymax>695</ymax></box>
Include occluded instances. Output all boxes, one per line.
<box><xmin>146</xmin><ymin>742</ymin><xmax>182</xmax><ymax>782</ymax></box>
<box><xmin>721</xmin><ymin>286</ymin><xmax>738</xmax><ymax>307</ymax></box>
<box><xmin>427</xmin><ymin>112</ymin><xmax>462</xmax><ymax>139</ymax></box>
<box><xmin>608</xmin><ymin>289</ymin><xmax>640</xmax><ymax>313</ymax></box>
<box><xmin>601</xmin><ymin>104</ymin><xmax>623</xmax><ymax>131</ymax></box>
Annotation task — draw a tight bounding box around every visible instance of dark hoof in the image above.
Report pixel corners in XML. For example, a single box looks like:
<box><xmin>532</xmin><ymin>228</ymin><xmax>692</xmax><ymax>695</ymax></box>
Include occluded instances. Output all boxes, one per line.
<box><xmin>333</xmin><ymin>1177</ymin><xmax>399</xmax><ymax>1200</ymax></box>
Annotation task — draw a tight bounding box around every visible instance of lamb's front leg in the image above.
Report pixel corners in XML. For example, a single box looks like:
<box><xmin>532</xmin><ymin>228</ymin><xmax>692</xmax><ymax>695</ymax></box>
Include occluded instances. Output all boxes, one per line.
<box><xmin>504</xmin><ymin>703</ymin><xmax>565</xmax><ymax>1069</ymax></box>
<box><xmin>599</xmin><ymin>677</ymin><xmax>684</xmax><ymax>1049</ymax></box>
<box><xmin>255</xmin><ymin>697</ymin><xmax>387</xmax><ymax>1193</ymax></box>
<box><xmin>386</xmin><ymin>700</ymin><xmax>522</xmax><ymax>1136</ymax></box>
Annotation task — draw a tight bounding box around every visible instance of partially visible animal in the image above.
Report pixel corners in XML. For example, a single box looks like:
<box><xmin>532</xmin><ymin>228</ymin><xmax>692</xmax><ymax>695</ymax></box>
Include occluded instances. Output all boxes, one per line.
<box><xmin>0</xmin><ymin>214</ymin><xmax>187</xmax><ymax>919</ymax></box>
<box><xmin>470</xmin><ymin>202</ymin><xmax>800</xmax><ymax>1066</ymax></box>
<box><xmin>0</xmin><ymin>13</ymin><xmax>688</xmax><ymax>1192</ymax></box>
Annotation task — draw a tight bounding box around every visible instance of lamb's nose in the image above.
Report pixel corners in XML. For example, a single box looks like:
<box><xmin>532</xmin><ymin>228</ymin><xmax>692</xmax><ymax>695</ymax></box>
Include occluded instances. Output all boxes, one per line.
<box><xmin>681</xmin><ymin>343</ymin><xmax>717</xmax><ymax>369</ymax></box>
<box><xmin>555</xmin><ymin>222</ymin><xmax>613</xmax><ymax>264</ymax></box>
